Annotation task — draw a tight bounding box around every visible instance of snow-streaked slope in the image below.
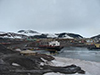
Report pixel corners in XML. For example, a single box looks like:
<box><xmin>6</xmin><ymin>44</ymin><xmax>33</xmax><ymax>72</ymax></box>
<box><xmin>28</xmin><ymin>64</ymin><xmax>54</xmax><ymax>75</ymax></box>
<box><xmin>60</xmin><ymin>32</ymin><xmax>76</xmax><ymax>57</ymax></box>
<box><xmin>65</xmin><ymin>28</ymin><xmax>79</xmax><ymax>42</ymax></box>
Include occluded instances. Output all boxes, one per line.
<box><xmin>0</xmin><ymin>31</ymin><xmax>6</xmax><ymax>34</ymax></box>
<box><xmin>0</xmin><ymin>30</ymin><xmax>84</xmax><ymax>39</ymax></box>
<box><xmin>18</xmin><ymin>30</ymin><xmax>58</xmax><ymax>38</ymax></box>
<box><xmin>18</xmin><ymin>32</ymin><xmax>41</xmax><ymax>36</ymax></box>
<box><xmin>44</xmin><ymin>57</ymin><xmax>100</xmax><ymax>75</ymax></box>
<box><xmin>58</xmin><ymin>33</ymin><xmax>83</xmax><ymax>39</ymax></box>
<box><xmin>0</xmin><ymin>32</ymin><xmax>27</xmax><ymax>39</ymax></box>
<box><xmin>62</xmin><ymin>34</ymin><xmax>74</xmax><ymax>39</ymax></box>
<box><xmin>18</xmin><ymin>30</ymin><xmax>38</xmax><ymax>33</ymax></box>
<box><xmin>47</xmin><ymin>33</ymin><xmax>58</xmax><ymax>38</ymax></box>
<box><xmin>91</xmin><ymin>34</ymin><xmax>100</xmax><ymax>41</ymax></box>
<box><xmin>18</xmin><ymin>30</ymin><xmax>41</xmax><ymax>36</ymax></box>
<box><xmin>18</xmin><ymin>30</ymin><xmax>83</xmax><ymax>39</ymax></box>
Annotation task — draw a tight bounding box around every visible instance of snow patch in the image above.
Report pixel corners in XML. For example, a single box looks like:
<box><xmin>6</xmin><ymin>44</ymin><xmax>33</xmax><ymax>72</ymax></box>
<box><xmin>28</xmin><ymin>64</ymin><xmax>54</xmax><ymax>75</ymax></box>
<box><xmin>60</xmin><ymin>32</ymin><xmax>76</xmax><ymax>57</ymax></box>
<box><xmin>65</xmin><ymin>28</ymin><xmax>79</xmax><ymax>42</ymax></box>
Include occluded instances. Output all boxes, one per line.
<box><xmin>47</xmin><ymin>34</ymin><xmax>58</xmax><ymax>38</ymax></box>
<box><xmin>40</xmin><ymin>62</ymin><xmax>45</xmax><ymax>66</ymax></box>
<box><xmin>41</xmin><ymin>58</ymin><xmax>47</xmax><ymax>62</ymax></box>
<box><xmin>12</xmin><ymin>63</ymin><xmax>20</xmax><ymax>66</ymax></box>
<box><xmin>18</xmin><ymin>32</ymin><xmax>41</xmax><ymax>36</ymax></box>
<box><xmin>64</xmin><ymin>34</ymin><xmax>74</xmax><ymax>39</ymax></box>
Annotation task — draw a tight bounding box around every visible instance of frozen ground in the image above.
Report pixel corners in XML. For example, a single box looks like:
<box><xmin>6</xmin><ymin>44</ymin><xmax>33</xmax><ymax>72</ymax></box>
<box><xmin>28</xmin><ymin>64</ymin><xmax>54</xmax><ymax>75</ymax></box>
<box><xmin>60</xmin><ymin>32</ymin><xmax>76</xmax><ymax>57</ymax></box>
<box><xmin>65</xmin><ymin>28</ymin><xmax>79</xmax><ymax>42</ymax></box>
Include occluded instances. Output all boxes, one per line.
<box><xmin>44</xmin><ymin>57</ymin><xmax>100</xmax><ymax>75</ymax></box>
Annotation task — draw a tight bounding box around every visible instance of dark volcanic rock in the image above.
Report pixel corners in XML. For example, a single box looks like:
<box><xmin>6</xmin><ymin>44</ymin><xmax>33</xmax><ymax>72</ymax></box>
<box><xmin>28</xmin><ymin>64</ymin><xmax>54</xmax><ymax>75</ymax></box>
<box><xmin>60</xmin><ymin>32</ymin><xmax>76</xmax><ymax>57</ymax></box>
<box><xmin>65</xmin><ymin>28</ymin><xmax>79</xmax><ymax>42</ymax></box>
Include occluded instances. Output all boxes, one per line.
<box><xmin>0</xmin><ymin>44</ymin><xmax>16</xmax><ymax>54</ymax></box>
<box><xmin>0</xmin><ymin>44</ymin><xmax>85</xmax><ymax>75</ymax></box>
<box><xmin>2</xmin><ymin>55</ymin><xmax>42</xmax><ymax>70</ymax></box>
<box><xmin>42</xmin><ymin>64</ymin><xmax>85</xmax><ymax>74</ymax></box>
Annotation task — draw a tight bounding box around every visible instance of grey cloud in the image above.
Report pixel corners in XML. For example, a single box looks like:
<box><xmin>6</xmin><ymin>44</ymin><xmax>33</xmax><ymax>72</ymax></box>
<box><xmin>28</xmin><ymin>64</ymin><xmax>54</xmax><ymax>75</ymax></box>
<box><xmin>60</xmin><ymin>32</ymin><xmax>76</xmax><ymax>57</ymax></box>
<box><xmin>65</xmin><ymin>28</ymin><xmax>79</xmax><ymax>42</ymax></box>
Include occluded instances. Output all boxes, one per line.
<box><xmin>0</xmin><ymin>0</ymin><xmax>100</xmax><ymax>37</ymax></box>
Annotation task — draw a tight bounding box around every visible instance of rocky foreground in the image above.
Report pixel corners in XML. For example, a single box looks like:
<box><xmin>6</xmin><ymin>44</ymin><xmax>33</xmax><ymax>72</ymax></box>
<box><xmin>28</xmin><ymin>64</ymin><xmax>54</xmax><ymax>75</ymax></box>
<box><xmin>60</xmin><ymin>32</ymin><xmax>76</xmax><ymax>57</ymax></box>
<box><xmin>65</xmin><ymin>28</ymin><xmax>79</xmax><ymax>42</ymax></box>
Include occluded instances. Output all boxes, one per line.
<box><xmin>0</xmin><ymin>44</ymin><xmax>85</xmax><ymax>75</ymax></box>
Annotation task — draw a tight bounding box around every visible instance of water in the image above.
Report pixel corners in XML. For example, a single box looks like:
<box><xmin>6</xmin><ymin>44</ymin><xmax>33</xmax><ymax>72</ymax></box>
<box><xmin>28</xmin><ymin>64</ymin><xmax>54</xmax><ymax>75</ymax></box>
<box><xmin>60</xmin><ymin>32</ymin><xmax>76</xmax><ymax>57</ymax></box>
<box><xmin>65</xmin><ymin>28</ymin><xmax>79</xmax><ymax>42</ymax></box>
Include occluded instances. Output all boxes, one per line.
<box><xmin>33</xmin><ymin>47</ymin><xmax>100</xmax><ymax>62</ymax></box>
<box><xmin>56</xmin><ymin>47</ymin><xmax>100</xmax><ymax>62</ymax></box>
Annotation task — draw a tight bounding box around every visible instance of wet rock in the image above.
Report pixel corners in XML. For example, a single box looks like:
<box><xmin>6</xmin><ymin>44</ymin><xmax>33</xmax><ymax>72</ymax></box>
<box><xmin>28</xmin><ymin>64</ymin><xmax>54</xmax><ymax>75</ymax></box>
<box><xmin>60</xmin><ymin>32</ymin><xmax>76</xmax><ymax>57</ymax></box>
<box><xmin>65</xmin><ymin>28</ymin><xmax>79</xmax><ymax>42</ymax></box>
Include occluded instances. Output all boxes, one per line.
<box><xmin>0</xmin><ymin>44</ymin><xmax>17</xmax><ymax>54</ymax></box>
<box><xmin>2</xmin><ymin>55</ymin><xmax>42</xmax><ymax>70</ymax></box>
<box><xmin>42</xmin><ymin>64</ymin><xmax>85</xmax><ymax>74</ymax></box>
<box><xmin>22</xmin><ymin>53</ymin><xmax>55</xmax><ymax>61</ymax></box>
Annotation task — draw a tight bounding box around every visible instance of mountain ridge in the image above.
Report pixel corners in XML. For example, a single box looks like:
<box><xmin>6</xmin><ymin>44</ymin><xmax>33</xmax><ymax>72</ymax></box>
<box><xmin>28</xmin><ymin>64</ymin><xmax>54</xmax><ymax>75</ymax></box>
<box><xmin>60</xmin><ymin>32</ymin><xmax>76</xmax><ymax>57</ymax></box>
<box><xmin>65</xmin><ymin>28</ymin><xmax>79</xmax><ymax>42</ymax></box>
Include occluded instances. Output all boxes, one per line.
<box><xmin>0</xmin><ymin>30</ymin><xmax>97</xmax><ymax>39</ymax></box>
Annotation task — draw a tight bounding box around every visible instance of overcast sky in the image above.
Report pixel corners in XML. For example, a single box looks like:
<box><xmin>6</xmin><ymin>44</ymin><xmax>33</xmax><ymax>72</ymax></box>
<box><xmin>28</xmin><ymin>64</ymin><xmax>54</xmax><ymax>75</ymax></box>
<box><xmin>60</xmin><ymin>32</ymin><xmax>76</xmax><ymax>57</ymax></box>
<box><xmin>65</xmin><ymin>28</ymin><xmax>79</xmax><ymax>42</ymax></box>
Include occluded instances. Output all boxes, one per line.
<box><xmin>0</xmin><ymin>0</ymin><xmax>100</xmax><ymax>37</ymax></box>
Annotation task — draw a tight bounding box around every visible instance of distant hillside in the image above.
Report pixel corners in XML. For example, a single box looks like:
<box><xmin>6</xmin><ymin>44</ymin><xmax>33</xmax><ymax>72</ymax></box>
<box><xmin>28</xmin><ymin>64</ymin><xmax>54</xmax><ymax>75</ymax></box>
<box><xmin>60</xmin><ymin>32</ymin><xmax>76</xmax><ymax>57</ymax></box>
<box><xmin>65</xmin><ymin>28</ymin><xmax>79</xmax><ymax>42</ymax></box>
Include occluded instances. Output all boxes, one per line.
<box><xmin>91</xmin><ymin>34</ymin><xmax>100</xmax><ymax>40</ymax></box>
<box><xmin>58</xmin><ymin>33</ymin><xmax>83</xmax><ymax>39</ymax></box>
<box><xmin>0</xmin><ymin>30</ymin><xmax>83</xmax><ymax>39</ymax></box>
<box><xmin>18</xmin><ymin>30</ymin><xmax>41</xmax><ymax>36</ymax></box>
<box><xmin>18</xmin><ymin>30</ymin><xmax>38</xmax><ymax>34</ymax></box>
<box><xmin>0</xmin><ymin>32</ymin><xmax>27</xmax><ymax>39</ymax></box>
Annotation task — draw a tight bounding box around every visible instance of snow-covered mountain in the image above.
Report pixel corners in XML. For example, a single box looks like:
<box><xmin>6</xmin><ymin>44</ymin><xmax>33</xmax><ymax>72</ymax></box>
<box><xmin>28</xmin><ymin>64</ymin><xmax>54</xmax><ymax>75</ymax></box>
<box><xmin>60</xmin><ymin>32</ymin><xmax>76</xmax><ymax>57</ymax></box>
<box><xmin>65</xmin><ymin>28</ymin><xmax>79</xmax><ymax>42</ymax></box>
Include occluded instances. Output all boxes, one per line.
<box><xmin>18</xmin><ymin>30</ymin><xmax>58</xmax><ymax>38</ymax></box>
<box><xmin>90</xmin><ymin>34</ymin><xmax>100</xmax><ymax>42</ymax></box>
<box><xmin>57</xmin><ymin>33</ymin><xmax>83</xmax><ymax>39</ymax></box>
<box><xmin>0</xmin><ymin>32</ymin><xmax>27</xmax><ymax>39</ymax></box>
<box><xmin>18</xmin><ymin>30</ymin><xmax>41</xmax><ymax>36</ymax></box>
<box><xmin>0</xmin><ymin>30</ymin><xmax>83</xmax><ymax>39</ymax></box>
<box><xmin>18</xmin><ymin>30</ymin><xmax>38</xmax><ymax>33</ymax></box>
<box><xmin>32</xmin><ymin>32</ymin><xmax>83</xmax><ymax>39</ymax></box>
<box><xmin>46</xmin><ymin>33</ymin><xmax>58</xmax><ymax>38</ymax></box>
<box><xmin>91</xmin><ymin>34</ymin><xmax>100</xmax><ymax>39</ymax></box>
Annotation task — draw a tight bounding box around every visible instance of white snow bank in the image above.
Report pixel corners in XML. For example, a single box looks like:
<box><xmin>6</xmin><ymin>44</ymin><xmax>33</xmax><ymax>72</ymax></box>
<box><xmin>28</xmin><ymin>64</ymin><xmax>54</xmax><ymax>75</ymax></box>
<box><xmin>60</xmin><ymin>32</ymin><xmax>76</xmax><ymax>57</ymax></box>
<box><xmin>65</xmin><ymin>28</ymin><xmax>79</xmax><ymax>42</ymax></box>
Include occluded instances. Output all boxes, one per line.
<box><xmin>12</xmin><ymin>63</ymin><xmax>20</xmax><ymax>66</ymax></box>
<box><xmin>44</xmin><ymin>57</ymin><xmax>100</xmax><ymax>75</ymax></box>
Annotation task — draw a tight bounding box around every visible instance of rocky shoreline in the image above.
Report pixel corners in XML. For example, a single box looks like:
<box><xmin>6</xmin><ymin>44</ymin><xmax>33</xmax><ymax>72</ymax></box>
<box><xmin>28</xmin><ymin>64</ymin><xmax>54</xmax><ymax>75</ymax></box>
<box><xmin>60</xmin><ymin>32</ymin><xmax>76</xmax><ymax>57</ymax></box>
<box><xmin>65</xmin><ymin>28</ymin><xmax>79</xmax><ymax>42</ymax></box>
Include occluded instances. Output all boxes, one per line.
<box><xmin>0</xmin><ymin>44</ymin><xmax>85</xmax><ymax>75</ymax></box>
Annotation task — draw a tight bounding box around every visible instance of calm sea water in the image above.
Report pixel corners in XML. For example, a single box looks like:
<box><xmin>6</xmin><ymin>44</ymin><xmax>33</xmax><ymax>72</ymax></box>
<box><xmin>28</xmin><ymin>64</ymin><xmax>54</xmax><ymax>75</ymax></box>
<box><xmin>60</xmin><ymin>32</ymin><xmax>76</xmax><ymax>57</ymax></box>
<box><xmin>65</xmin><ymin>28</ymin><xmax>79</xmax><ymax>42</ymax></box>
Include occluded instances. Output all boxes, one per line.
<box><xmin>33</xmin><ymin>47</ymin><xmax>100</xmax><ymax>62</ymax></box>
<box><xmin>56</xmin><ymin>47</ymin><xmax>100</xmax><ymax>62</ymax></box>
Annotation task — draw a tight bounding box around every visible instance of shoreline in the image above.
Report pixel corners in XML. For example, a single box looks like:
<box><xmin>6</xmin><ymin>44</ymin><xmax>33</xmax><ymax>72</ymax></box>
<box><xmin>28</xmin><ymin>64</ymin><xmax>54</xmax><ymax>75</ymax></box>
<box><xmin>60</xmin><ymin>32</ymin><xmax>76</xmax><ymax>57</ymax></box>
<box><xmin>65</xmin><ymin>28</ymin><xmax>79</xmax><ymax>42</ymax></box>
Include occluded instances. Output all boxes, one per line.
<box><xmin>44</xmin><ymin>56</ymin><xmax>100</xmax><ymax>75</ymax></box>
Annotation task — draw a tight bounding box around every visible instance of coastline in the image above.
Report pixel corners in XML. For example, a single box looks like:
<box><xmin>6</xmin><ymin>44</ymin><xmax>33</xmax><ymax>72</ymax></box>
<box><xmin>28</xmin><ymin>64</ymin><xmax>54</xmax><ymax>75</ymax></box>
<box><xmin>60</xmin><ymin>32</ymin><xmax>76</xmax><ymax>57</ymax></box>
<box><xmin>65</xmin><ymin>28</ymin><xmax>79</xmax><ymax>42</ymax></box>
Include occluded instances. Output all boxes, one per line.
<box><xmin>44</xmin><ymin>56</ymin><xmax>100</xmax><ymax>75</ymax></box>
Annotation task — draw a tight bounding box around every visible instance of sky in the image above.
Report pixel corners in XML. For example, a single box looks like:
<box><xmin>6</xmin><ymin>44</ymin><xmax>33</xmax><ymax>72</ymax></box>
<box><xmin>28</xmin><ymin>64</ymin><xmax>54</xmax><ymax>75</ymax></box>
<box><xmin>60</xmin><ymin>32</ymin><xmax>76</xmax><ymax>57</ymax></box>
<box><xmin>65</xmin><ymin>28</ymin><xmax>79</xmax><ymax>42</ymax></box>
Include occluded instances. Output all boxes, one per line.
<box><xmin>0</xmin><ymin>0</ymin><xmax>100</xmax><ymax>37</ymax></box>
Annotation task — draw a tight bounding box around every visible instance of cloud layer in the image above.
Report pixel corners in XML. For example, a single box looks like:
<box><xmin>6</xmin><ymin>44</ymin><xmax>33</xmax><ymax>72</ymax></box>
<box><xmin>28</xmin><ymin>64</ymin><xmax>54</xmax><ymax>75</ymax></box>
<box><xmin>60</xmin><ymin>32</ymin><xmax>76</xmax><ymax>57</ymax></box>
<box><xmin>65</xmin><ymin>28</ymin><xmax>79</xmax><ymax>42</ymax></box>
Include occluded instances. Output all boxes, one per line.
<box><xmin>0</xmin><ymin>0</ymin><xmax>100</xmax><ymax>37</ymax></box>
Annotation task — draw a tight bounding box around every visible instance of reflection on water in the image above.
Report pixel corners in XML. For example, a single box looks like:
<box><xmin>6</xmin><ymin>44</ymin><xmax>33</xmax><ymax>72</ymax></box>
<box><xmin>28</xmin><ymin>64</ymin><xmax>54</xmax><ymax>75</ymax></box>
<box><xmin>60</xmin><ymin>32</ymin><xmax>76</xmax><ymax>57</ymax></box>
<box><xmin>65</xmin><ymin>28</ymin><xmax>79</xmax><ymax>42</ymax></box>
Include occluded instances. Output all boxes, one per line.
<box><xmin>56</xmin><ymin>47</ymin><xmax>100</xmax><ymax>62</ymax></box>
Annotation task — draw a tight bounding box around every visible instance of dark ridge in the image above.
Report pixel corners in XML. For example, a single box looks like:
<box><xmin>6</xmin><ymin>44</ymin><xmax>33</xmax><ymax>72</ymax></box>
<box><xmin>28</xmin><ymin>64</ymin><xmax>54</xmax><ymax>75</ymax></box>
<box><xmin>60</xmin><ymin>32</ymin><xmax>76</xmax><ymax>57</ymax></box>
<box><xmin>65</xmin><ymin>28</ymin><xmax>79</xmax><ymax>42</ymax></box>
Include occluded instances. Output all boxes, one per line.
<box><xmin>91</xmin><ymin>34</ymin><xmax>100</xmax><ymax>39</ymax></box>
<box><xmin>58</xmin><ymin>33</ymin><xmax>83</xmax><ymax>38</ymax></box>
<box><xmin>58</xmin><ymin>33</ymin><xmax>66</xmax><ymax>38</ymax></box>
<box><xmin>67</xmin><ymin>33</ymin><xmax>83</xmax><ymax>38</ymax></box>
<box><xmin>28</xmin><ymin>30</ymin><xmax>38</xmax><ymax>33</ymax></box>
<box><xmin>0</xmin><ymin>44</ymin><xmax>16</xmax><ymax>54</ymax></box>
<box><xmin>18</xmin><ymin>30</ymin><xmax>38</xmax><ymax>33</ymax></box>
<box><xmin>18</xmin><ymin>30</ymin><xmax>25</xmax><ymax>33</ymax></box>
<box><xmin>33</xmin><ymin>34</ymin><xmax>47</xmax><ymax>38</ymax></box>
